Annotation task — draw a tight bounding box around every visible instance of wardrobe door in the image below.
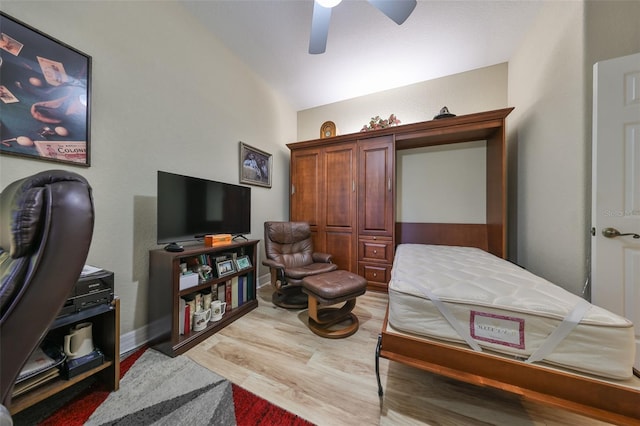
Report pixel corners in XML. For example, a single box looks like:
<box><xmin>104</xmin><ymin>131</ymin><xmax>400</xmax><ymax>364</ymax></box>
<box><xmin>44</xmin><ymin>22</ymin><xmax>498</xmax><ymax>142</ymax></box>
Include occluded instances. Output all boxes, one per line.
<box><xmin>358</xmin><ymin>135</ymin><xmax>394</xmax><ymax>237</ymax></box>
<box><xmin>290</xmin><ymin>147</ymin><xmax>322</xmax><ymax>245</ymax></box>
<box><xmin>323</xmin><ymin>143</ymin><xmax>357</xmax><ymax>272</ymax></box>
<box><xmin>290</xmin><ymin>143</ymin><xmax>357</xmax><ymax>272</ymax></box>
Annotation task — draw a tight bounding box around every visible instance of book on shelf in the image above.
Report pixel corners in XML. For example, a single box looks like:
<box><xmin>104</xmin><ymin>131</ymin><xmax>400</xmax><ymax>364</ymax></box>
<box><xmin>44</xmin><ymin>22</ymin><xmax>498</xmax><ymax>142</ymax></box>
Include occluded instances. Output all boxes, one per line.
<box><xmin>231</xmin><ymin>277</ymin><xmax>239</xmax><ymax>309</ymax></box>
<box><xmin>237</xmin><ymin>275</ymin><xmax>250</xmax><ymax>306</ymax></box>
<box><xmin>184</xmin><ymin>303</ymin><xmax>191</xmax><ymax>333</ymax></box>
<box><xmin>179</xmin><ymin>298</ymin><xmax>185</xmax><ymax>335</ymax></box>
<box><xmin>247</xmin><ymin>272</ymin><xmax>254</xmax><ymax>300</ymax></box>
<box><xmin>238</xmin><ymin>275</ymin><xmax>244</xmax><ymax>307</ymax></box>
<box><xmin>217</xmin><ymin>283</ymin><xmax>225</xmax><ymax>303</ymax></box>
<box><xmin>225</xmin><ymin>280</ymin><xmax>233</xmax><ymax>308</ymax></box>
<box><xmin>243</xmin><ymin>275</ymin><xmax>248</xmax><ymax>304</ymax></box>
<box><xmin>12</xmin><ymin>368</ymin><xmax>60</xmax><ymax>398</ymax></box>
<box><xmin>17</xmin><ymin>346</ymin><xmax>57</xmax><ymax>381</ymax></box>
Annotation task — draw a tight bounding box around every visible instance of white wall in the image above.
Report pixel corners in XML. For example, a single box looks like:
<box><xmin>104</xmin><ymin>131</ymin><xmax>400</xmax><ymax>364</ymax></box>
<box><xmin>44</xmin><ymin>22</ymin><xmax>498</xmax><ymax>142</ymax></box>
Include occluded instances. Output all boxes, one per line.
<box><xmin>297</xmin><ymin>63</ymin><xmax>508</xmax><ymax>224</ymax></box>
<box><xmin>298</xmin><ymin>63</ymin><xmax>508</xmax><ymax>141</ymax></box>
<box><xmin>397</xmin><ymin>141</ymin><xmax>487</xmax><ymax>223</ymax></box>
<box><xmin>0</xmin><ymin>1</ymin><xmax>295</xmax><ymax>350</ymax></box>
<box><xmin>585</xmin><ymin>1</ymin><xmax>640</xmax><ymax>71</ymax></box>
<box><xmin>507</xmin><ymin>1</ymin><xmax>587</xmax><ymax>295</ymax></box>
<box><xmin>508</xmin><ymin>0</ymin><xmax>640</xmax><ymax>297</ymax></box>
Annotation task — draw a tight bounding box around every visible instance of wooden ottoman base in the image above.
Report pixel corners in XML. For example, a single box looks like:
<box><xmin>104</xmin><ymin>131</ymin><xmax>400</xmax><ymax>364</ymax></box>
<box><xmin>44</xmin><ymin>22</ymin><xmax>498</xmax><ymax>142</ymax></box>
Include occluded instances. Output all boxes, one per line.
<box><xmin>308</xmin><ymin>297</ymin><xmax>359</xmax><ymax>338</ymax></box>
<box><xmin>302</xmin><ymin>270</ymin><xmax>367</xmax><ymax>339</ymax></box>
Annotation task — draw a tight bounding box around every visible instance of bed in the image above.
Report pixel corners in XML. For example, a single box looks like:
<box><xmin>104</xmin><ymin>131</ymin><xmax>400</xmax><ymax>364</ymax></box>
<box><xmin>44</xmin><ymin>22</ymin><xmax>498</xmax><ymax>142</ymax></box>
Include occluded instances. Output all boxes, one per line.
<box><xmin>375</xmin><ymin>244</ymin><xmax>640</xmax><ymax>425</ymax></box>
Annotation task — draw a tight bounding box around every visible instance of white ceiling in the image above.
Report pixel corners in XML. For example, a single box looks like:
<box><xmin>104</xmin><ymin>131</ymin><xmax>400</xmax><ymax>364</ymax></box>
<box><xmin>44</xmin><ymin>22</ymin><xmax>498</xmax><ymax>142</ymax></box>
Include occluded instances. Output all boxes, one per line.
<box><xmin>181</xmin><ymin>0</ymin><xmax>543</xmax><ymax>111</ymax></box>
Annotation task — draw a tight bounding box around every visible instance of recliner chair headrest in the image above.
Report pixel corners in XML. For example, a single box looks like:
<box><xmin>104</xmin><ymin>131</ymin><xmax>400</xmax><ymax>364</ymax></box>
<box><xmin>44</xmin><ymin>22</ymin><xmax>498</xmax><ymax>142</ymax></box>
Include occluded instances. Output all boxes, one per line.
<box><xmin>0</xmin><ymin>170</ymin><xmax>88</xmax><ymax>258</ymax></box>
<box><xmin>265</xmin><ymin>221</ymin><xmax>311</xmax><ymax>244</ymax></box>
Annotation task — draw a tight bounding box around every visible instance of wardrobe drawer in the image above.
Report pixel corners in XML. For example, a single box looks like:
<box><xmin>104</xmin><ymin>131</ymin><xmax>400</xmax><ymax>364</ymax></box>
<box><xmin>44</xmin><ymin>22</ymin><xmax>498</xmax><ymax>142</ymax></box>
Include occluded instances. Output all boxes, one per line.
<box><xmin>358</xmin><ymin>262</ymin><xmax>391</xmax><ymax>286</ymax></box>
<box><xmin>358</xmin><ymin>238</ymin><xmax>393</xmax><ymax>263</ymax></box>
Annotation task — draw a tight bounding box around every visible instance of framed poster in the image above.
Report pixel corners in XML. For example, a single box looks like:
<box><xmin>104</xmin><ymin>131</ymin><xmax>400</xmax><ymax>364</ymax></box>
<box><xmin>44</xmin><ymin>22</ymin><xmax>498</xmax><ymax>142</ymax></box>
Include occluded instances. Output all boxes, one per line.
<box><xmin>239</xmin><ymin>142</ymin><xmax>272</xmax><ymax>188</ymax></box>
<box><xmin>0</xmin><ymin>12</ymin><xmax>91</xmax><ymax>166</ymax></box>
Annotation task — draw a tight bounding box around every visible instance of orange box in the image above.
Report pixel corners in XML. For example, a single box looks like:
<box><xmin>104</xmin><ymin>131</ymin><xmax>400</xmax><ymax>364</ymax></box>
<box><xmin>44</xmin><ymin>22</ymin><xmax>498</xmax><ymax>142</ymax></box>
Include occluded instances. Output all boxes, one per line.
<box><xmin>204</xmin><ymin>234</ymin><xmax>232</xmax><ymax>247</ymax></box>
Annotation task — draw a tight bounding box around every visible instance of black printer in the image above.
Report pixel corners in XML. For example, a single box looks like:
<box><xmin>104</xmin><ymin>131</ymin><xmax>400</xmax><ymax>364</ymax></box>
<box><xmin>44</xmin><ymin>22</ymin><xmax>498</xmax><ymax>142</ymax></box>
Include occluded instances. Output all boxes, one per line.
<box><xmin>57</xmin><ymin>268</ymin><xmax>114</xmax><ymax>317</ymax></box>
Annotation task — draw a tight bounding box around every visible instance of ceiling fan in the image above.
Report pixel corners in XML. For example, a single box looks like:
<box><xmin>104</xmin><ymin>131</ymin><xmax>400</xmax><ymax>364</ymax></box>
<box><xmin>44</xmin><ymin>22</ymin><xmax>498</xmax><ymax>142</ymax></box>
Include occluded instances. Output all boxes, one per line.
<box><xmin>309</xmin><ymin>0</ymin><xmax>417</xmax><ymax>54</ymax></box>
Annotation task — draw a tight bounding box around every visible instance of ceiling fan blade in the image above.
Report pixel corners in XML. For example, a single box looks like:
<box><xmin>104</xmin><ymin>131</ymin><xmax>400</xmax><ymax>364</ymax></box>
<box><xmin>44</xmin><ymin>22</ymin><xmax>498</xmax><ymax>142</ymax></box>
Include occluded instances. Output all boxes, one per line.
<box><xmin>368</xmin><ymin>0</ymin><xmax>417</xmax><ymax>25</ymax></box>
<box><xmin>309</xmin><ymin>1</ymin><xmax>332</xmax><ymax>54</ymax></box>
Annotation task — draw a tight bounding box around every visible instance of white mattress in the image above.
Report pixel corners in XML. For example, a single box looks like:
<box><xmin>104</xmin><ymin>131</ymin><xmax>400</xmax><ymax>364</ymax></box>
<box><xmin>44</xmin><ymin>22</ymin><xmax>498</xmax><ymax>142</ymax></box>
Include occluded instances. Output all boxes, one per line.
<box><xmin>388</xmin><ymin>244</ymin><xmax>636</xmax><ymax>379</ymax></box>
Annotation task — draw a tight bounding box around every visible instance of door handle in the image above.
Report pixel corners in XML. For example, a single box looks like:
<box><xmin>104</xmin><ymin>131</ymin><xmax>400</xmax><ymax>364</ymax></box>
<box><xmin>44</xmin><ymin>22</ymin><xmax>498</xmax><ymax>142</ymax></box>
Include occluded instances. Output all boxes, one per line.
<box><xmin>602</xmin><ymin>227</ymin><xmax>640</xmax><ymax>239</ymax></box>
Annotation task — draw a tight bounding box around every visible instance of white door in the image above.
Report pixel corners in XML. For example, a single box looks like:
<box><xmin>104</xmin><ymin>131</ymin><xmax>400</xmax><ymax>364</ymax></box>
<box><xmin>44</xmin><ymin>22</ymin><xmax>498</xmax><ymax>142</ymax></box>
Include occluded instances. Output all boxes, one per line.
<box><xmin>592</xmin><ymin>52</ymin><xmax>640</xmax><ymax>372</ymax></box>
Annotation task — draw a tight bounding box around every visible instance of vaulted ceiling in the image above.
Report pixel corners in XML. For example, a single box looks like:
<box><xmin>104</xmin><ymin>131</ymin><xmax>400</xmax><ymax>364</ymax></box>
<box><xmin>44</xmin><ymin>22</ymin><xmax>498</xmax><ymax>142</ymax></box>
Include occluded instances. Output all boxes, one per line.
<box><xmin>181</xmin><ymin>0</ymin><xmax>542</xmax><ymax>111</ymax></box>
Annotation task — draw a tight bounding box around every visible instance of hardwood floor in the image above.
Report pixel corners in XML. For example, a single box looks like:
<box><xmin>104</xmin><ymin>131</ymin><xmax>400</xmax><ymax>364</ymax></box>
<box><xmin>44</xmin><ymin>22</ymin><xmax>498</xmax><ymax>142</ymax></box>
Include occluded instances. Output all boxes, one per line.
<box><xmin>186</xmin><ymin>285</ymin><xmax>611</xmax><ymax>426</ymax></box>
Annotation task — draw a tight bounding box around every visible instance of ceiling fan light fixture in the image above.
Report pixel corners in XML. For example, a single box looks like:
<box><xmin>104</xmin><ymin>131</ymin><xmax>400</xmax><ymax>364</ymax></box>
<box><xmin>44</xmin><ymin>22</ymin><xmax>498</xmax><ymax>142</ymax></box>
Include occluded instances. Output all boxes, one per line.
<box><xmin>316</xmin><ymin>0</ymin><xmax>342</xmax><ymax>8</ymax></box>
<box><xmin>309</xmin><ymin>0</ymin><xmax>415</xmax><ymax>54</ymax></box>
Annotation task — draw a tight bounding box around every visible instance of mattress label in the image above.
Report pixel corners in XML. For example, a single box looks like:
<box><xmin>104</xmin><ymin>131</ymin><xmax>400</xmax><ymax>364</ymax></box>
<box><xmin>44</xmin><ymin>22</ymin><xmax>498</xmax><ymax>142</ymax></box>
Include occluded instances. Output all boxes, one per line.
<box><xmin>470</xmin><ymin>311</ymin><xmax>525</xmax><ymax>349</ymax></box>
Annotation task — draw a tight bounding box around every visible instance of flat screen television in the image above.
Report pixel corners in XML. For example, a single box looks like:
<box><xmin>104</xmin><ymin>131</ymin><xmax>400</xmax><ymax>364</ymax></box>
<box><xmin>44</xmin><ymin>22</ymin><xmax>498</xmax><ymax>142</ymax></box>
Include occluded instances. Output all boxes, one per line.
<box><xmin>157</xmin><ymin>171</ymin><xmax>251</xmax><ymax>246</ymax></box>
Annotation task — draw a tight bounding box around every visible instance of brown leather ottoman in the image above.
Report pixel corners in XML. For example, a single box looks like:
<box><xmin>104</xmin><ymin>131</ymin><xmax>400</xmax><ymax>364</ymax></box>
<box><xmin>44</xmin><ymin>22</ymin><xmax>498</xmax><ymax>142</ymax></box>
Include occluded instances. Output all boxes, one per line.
<box><xmin>301</xmin><ymin>270</ymin><xmax>367</xmax><ymax>338</ymax></box>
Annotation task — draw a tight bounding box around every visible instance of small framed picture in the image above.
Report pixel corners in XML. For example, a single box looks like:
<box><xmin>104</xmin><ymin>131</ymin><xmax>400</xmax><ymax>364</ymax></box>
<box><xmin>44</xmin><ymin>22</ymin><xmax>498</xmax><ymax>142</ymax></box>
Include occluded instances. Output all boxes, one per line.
<box><xmin>235</xmin><ymin>255</ymin><xmax>252</xmax><ymax>271</ymax></box>
<box><xmin>215</xmin><ymin>259</ymin><xmax>236</xmax><ymax>278</ymax></box>
<box><xmin>240</xmin><ymin>141</ymin><xmax>272</xmax><ymax>188</ymax></box>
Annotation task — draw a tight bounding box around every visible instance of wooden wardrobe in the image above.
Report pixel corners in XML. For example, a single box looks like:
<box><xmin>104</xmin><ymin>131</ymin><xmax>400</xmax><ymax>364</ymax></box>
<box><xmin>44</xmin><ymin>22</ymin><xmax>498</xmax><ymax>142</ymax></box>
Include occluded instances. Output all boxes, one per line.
<box><xmin>287</xmin><ymin>107</ymin><xmax>513</xmax><ymax>291</ymax></box>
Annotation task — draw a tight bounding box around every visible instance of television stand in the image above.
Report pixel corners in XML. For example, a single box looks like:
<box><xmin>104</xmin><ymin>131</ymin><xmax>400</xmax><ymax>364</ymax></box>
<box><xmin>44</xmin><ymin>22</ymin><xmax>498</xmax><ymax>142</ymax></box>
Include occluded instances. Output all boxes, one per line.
<box><xmin>9</xmin><ymin>298</ymin><xmax>120</xmax><ymax>415</ymax></box>
<box><xmin>149</xmin><ymin>239</ymin><xmax>259</xmax><ymax>356</ymax></box>
<box><xmin>232</xmin><ymin>234</ymin><xmax>248</xmax><ymax>241</ymax></box>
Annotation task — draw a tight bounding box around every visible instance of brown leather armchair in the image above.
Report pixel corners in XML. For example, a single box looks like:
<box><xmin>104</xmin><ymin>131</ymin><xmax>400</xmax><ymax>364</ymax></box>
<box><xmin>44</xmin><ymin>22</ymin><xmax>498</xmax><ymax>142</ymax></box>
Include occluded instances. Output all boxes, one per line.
<box><xmin>263</xmin><ymin>221</ymin><xmax>337</xmax><ymax>309</ymax></box>
<box><xmin>0</xmin><ymin>170</ymin><xmax>94</xmax><ymax>410</ymax></box>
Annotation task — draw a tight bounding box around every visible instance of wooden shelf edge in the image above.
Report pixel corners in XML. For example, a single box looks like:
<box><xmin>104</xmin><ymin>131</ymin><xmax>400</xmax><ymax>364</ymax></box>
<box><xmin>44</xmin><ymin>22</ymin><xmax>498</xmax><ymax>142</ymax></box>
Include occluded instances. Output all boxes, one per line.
<box><xmin>177</xmin><ymin>267</ymin><xmax>257</xmax><ymax>298</ymax></box>
<box><xmin>287</xmin><ymin>107</ymin><xmax>514</xmax><ymax>149</ymax></box>
<box><xmin>154</xmin><ymin>239</ymin><xmax>260</xmax><ymax>257</ymax></box>
<box><xmin>165</xmin><ymin>299</ymin><xmax>259</xmax><ymax>357</ymax></box>
<box><xmin>9</xmin><ymin>360</ymin><xmax>114</xmax><ymax>414</ymax></box>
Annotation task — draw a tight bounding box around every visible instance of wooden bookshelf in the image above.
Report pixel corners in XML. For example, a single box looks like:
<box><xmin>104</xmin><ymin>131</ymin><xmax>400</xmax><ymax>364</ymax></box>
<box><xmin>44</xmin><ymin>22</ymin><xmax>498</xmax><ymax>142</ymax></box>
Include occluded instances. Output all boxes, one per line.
<box><xmin>148</xmin><ymin>239</ymin><xmax>259</xmax><ymax>357</ymax></box>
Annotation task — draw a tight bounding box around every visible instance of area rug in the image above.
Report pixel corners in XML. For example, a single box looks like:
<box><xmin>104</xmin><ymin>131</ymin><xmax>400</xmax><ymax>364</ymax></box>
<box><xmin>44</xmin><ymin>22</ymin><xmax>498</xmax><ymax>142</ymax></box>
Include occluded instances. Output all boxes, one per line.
<box><xmin>232</xmin><ymin>384</ymin><xmax>313</xmax><ymax>426</ymax></box>
<box><xmin>85</xmin><ymin>349</ymin><xmax>235</xmax><ymax>425</ymax></box>
<box><xmin>13</xmin><ymin>347</ymin><xmax>313</xmax><ymax>425</ymax></box>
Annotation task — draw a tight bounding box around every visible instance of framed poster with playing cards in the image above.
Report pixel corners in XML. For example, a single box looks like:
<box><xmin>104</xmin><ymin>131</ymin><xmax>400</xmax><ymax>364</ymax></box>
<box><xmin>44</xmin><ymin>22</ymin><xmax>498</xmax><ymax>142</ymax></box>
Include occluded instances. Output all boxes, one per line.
<box><xmin>0</xmin><ymin>12</ymin><xmax>91</xmax><ymax>166</ymax></box>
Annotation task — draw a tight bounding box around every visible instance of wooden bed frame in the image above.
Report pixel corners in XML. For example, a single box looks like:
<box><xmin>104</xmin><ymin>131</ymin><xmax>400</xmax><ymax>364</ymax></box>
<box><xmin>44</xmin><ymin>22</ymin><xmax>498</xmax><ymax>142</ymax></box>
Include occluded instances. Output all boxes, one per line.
<box><xmin>375</xmin><ymin>302</ymin><xmax>640</xmax><ymax>425</ymax></box>
<box><xmin>370</xmin><ymin>106</ymin><xmax>640</xmax><ymax>423</ymax></box>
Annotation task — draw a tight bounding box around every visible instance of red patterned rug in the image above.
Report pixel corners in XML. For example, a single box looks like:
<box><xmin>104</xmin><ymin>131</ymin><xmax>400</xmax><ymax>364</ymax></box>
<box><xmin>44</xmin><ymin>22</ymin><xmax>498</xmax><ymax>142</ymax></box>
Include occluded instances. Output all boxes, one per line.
<box><xmin>13</xmin><ymin>347</ymin><xmax>312</xmax><ymax>426</ymax></box>
<box><xmin>232</xmin><ymin>384</ymin><xmax>312</xmax><ymax>426</ymax></box>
